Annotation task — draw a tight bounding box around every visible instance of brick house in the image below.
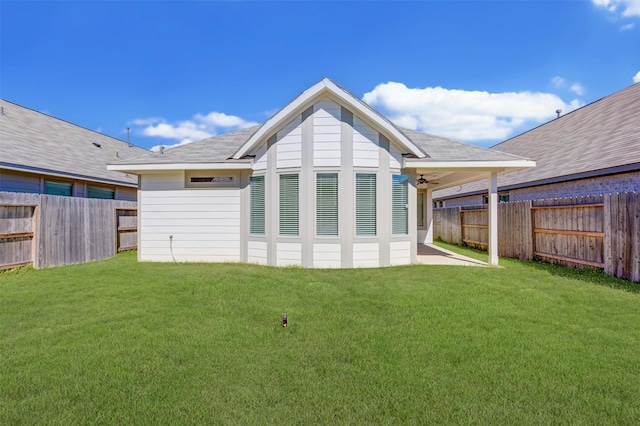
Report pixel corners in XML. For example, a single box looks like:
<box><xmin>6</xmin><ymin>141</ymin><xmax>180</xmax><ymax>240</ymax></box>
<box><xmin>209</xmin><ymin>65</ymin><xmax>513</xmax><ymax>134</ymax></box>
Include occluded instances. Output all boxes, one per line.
<box><xmin>0</xmin><ymin>99</ymin><xmax>149</xmax><ymax>200</ymax></box>
<box><xmin>434</xmin><ymin>82</ymin><xmax>640</xmax><ymax>206</ymax></box>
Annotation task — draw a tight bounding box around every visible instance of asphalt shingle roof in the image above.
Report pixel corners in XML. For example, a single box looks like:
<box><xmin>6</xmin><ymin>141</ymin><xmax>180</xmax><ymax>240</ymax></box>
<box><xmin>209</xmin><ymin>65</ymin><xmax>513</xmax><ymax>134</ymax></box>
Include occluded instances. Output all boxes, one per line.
<box><xmin>434</xmin><ymin>82</ymin><xmax>640</xmax><ymax>198</ymax></box>
<box><xmin>400</xmin><ymin>128</ymin><xmax>529</xmax><ymax>162</ymax></box>
<box><xmin>1</xmin><ymin>99</ymin><xmax>149</xmax><ymax>185</ymax></box>
<box><xmin>121</xmin><ymin>126</ymin><xmax>261</xmax><ymax>164</ymax></box>
<box><xmin>113</xmin><ymin>124</ymin><xmax>525</xmax><ymax>166</ymax></box>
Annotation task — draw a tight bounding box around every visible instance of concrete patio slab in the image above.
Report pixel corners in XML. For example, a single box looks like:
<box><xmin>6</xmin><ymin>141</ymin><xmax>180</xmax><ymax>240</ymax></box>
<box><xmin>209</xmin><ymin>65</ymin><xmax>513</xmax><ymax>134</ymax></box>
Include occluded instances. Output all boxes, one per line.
<box><xmin>417</xmin><ymin>244</ymin><xmax>488</xmax><ymax>267</ymax></box>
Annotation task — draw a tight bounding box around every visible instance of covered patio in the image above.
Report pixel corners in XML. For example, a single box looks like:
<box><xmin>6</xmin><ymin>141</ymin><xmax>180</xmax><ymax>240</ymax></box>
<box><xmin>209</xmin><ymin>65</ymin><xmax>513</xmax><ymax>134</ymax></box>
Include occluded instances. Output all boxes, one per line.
<box><xmin>401</xmin><ymin>136</ymin><xmax>535</xmax><ymax>266</ymax></box>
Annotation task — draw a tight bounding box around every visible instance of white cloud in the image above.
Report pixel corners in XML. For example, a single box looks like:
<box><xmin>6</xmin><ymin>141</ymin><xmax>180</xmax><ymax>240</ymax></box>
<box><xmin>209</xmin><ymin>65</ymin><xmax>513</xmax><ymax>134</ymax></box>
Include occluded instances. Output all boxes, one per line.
<box><xmin>551</xmin><ymin>76</ymin><xmax>567</xmax><ymax>88</ymax></box>
<box><xmin>132</xmin><ymin>111</ymin><xmax>259</xmax><ymax>151</ymax></box>
<box><xmin>362</xmin><ymin>82</ymin><xmax>583</xmax><ymax>143</ymax></box>
<box><xmin>551</xmin><ymin>76</ymin><xmax>586</xmax><ymax>96</ymax></box>
<box><xmin>593</xmin><ymin>0</ymin><xmax>640</xmax><ymax>18</ymax></box>
<box><xmin>633</xmin><ymin>71</ymin><xmax>640</xmax><ymax>83</ymax></box>
<box><xmin>620</xmin><ymin>22</ymin><xmax>636</xmax><ymax>30</ymax></box>
<box><xmin>570</xmin><ymin>83</ymin><xmax>586</xmax><ymax>95</ymax></box>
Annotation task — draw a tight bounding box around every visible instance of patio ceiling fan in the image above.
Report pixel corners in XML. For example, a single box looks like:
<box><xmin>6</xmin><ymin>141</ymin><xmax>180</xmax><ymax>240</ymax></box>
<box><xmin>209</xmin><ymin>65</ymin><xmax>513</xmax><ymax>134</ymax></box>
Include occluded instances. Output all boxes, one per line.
<box><xmin>417</xmin><ymin>174</ymin><xmax>438</xmax><ymax>185</ymax></box>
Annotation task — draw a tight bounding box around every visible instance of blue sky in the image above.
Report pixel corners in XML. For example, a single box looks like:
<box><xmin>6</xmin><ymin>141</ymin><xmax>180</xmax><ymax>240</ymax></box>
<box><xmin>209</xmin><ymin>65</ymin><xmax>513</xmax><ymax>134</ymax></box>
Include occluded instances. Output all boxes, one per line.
<box><xmin>2</xmin><ymin>0</ymin><xmax>639</xmax><ymax>151</ymax></box>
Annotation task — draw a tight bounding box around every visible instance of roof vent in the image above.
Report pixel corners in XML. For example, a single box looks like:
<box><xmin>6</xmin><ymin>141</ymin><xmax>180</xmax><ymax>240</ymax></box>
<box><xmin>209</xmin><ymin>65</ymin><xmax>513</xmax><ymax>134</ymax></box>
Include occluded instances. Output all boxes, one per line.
<box><xmin>92</xmin><ymin>142</ymin><xmax>102</xmax><ymax>148</ymax></box>
<box><xmin>555</xmin><ymin>109</ymin><xmax>562</xmax><ymax>118</ymax></box>
<box><xmin>159</xmin><ymin>146</ymin><xmax>165</xmax><ymax>155</ymax></box>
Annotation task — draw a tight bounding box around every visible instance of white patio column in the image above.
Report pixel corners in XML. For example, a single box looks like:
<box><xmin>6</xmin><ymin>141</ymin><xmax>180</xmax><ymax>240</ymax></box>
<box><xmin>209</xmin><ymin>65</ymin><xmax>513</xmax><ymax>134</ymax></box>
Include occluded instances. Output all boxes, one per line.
<box><xmin>425</xmin><ymin>188</ymin><xmax>434</xmax><ymax>243</ymax></box>
<box><xmin>488</xmin><ymin>172</ymin><xmax>499</xmax><ymax>266</ymax></box>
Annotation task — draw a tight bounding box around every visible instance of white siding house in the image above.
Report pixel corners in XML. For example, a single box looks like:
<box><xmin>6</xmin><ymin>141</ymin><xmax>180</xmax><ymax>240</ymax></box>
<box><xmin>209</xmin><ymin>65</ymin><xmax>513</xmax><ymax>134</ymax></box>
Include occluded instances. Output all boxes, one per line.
<box><xmin>109</xmin><ymin>78</ymin><xmax>535</xmax><ymax>267</ymax></box>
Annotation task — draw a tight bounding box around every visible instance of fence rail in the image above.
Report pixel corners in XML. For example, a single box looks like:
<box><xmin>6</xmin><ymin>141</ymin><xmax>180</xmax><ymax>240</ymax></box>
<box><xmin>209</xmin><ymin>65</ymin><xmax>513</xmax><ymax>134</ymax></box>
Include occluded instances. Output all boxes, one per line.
<box><xmin>1</xmin><ymin>192</ymin><xmax>137</xmax><ymax>269</ymax></box>
<box><xmin>434</xmin><ymin>192</ymin><xmax>639</xmax><ymax>283</ymax></box>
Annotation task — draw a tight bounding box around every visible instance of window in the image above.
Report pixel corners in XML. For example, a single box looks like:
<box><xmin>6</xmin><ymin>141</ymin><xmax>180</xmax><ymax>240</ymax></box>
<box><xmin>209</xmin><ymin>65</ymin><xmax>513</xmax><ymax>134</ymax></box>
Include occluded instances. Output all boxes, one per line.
<box><xmin>483</xmin><ymin>193</ymin><xmax>510</xmax><ymax>204</ymax></box>
<box><xmin>316</xmin><ymin>173</ymin><xmax>338</xmax><ymax>236</ymax></box>
<box><xmin>417</xmin><ymin>192</ymin><xmax>424</xmax><ymax>228</ymax></box>
<box><xmin>88</xmin><ymin>186</ymin><xmax>115</xmax><ymax>199</ymax></box>
<box><xmin>185</xmin><ymin>171</ymin><xmax>238</xmax><ymax>188</ymax></box>
<box><xmin>250</xmin><ymin>176</ymin><xmax>265</xmax><ymax>235</ymax></box>
<box><xmin>355</xmin><ymin>173</ymin><xmax>376</xmax><ymax>236</ymax></box>
<box><xmin>279</xmin><ymin>174</ymin><xmax>299</xmax><ymax>236</ymax></box>
<box><xmin>392</xmin><ymin>174</ymin><xmax>409</xmax><ymax>235</ymax></box>
<box><xmin>45</xmin><ymin>181</ymin><xmax>72</xmax><ymax>196</ymax></box>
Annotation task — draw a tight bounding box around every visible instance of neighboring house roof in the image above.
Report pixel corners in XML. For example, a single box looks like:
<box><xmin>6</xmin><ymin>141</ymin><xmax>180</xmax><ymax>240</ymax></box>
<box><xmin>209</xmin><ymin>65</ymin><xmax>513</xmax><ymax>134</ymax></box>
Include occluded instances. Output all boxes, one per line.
<box><xmin>435</xmin><ymin>82</ymin><xmax>640</xmax><ymax>199</ymax></box>
<box><xmin>0</xmin><ymin>99</ymin><xmax>149</xmax><ymax>186</ymax></box>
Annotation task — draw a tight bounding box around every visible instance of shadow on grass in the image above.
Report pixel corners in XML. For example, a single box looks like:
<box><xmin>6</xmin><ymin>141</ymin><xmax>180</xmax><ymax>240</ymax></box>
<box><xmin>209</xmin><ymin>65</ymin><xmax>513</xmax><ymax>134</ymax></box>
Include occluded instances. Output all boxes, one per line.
<box><xmin>434</xmin><ymin>239</ymin><xmax>640</xmax><ymax>294</ymax></box>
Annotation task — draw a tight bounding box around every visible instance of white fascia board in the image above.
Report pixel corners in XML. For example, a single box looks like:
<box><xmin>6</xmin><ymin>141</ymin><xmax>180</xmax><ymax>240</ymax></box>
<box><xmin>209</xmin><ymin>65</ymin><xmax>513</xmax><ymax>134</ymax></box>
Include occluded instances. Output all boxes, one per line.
<box><xmin>107</xmin><ymin>162</ymin><xmax>253</xmax><ymax>173</ymax></box>
<box><xmin>321</xmin><ymin>79</ymin><xmax>424</xmax><ymax>157</ymax></box>
<box><xmin>403</xmin><ymin>159</ymin><xmax>536</xmax><ymax>172</ymax></box>
<box><xmin>232</xmin><ymin>78</ymin><xmax>424</xmax><ymax>159</ymax></box>
<box><xmin>232</xmin><ymin>80</ymin><xmax>326</xmax><ymax>159</ymax></box>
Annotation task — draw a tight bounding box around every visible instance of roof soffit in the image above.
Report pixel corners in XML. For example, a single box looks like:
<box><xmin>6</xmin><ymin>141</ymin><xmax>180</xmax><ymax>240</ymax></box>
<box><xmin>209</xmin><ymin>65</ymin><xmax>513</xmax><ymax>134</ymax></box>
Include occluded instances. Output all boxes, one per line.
<box><xmin>232</xmin><ymin>78</ymin><xmax>425</xmax><ymax>159</ymax></box>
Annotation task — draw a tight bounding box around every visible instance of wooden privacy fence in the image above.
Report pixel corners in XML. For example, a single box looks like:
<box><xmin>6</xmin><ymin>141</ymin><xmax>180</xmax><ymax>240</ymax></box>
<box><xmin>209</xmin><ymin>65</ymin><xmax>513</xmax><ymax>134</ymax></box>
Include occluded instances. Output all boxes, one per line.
<box><xmin>434</xmin><ymin>192</ymin><xmax>639</xmax><ymax>283</ymax></box>
<box><xmin>0</xmin><ymin>192</ymin><xmax>137</xmax><ymax>269</ymax></box>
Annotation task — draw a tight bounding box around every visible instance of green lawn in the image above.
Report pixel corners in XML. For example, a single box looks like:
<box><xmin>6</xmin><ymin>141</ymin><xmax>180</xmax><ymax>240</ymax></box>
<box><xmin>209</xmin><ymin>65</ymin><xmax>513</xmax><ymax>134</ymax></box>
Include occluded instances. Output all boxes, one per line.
<box><xmin>1</xmin><ymin>245</ymin><xmax>639</xmax><ymax>425</ymax></box>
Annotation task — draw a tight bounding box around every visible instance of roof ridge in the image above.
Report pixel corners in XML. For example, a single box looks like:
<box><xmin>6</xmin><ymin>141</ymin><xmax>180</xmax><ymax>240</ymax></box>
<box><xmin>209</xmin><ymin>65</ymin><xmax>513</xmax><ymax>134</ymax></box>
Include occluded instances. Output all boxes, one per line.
<box><xmin>490</xmin><ymin>82</ymin><xmax>639</xmax><ymax>150</ymax></box>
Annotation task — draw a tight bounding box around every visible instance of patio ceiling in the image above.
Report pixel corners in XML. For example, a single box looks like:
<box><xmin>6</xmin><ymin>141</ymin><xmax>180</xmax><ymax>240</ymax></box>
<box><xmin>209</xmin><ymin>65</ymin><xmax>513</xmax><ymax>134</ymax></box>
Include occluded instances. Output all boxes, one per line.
<box><xmin>405</xmin><ymin>158</ymin><xmax>536</xmax><ymax>191</ymax></box>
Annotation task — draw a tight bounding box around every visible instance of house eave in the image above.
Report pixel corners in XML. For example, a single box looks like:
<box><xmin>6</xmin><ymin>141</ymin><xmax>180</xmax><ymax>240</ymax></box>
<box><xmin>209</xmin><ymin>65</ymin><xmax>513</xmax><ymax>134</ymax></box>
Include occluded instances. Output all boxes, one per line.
<box><xmin>1</xmin><ymin>162</ymin><xmax>138</xmax><ymax>187</ymax></box>
<box><xmin>432</xmin><ymin>161</ymin><xmax>640</xmax><ymax>201</ymax></box>
<box><xmin>403</xmin><ymin>159</ymin><xmax>536</xmax><ymax>172</ymax></box>
<box><xmin>107</xmin><ymin>161</ymin><xmax>254</xmax><ymax>174</ymax></box>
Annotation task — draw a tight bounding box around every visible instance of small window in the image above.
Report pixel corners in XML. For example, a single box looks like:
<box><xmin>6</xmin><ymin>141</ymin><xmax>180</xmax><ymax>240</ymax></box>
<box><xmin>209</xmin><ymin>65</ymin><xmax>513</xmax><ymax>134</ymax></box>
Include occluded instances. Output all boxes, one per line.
<box><xmin>316</xmin><ymin>173</ymin><xmax>338</xmax><ymax>236</ymax></box>
<box><xmin>392</xmin><ymin>175</ymin><xmax>409</xmax><ymax>235</ymax></box>
<box><xmin>185</xmin><ymin>171</ymin><xmax>238</xmax><ymax>188</ymax></box>
<box><xmin>88</xmin><ymin>186</ymin><xmax>115</xmax><ymax>199</ymax></box>
<box><xmin>250</xmin><ymin>176</ymin><xmax>265</xmax><ymax>235</ymax></box>
<box><xmin>433</xmin><ymin>200</ymin><xmax>445</xmax><ymax>209</ymax></box>
<box><xmin>483</xmin><ymin>193</ymin><xmax>509</xmax><ymax>204</ymax></box>
<box><xmin>279</xmin><ymin>174</ymin><xmax>299</xmax><ymax>236</ymax></box>
<box><xmin>190</xmin><ymin>176</ymin><xmax>234</xmax><ymax>184</ymax></box>
<box><xmin>45</xmin><ymin>181</ymin><xmax>72</xmax><ymax>196</ymax></box>
<box><xmin>355</xmin><ymin>173</ymin><xmax>376</xmax><ymax>236</ymax></box>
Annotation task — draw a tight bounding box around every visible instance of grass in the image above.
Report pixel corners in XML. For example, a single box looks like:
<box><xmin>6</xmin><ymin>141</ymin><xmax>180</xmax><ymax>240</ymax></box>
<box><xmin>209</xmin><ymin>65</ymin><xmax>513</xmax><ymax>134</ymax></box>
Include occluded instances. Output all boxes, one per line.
<box><xmin>1</xmin><ymin>245</ymin><xmax>639</xmax><ymax>425</ymax></box>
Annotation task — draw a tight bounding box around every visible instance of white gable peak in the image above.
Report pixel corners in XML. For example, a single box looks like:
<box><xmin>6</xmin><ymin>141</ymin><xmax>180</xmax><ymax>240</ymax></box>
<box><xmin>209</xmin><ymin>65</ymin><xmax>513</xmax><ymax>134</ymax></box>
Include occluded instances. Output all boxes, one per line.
<box><xmin>232</xmin><ymin>78</ymin><xmax>424</xmax><ymax>159</ymax></box>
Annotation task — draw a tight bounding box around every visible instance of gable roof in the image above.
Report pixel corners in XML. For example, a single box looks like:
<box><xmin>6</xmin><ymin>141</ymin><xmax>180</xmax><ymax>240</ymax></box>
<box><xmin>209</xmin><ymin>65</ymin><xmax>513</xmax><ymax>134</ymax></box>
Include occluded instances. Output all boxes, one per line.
<box><xmin>434</xmin><ymin>82</ymin><xmax>640</xmax><ymax>199</ymax></box>
<box><xmin>1</xmin><ymin>99</ymin><xmax>149</xmax><ymax>186</ymax></box>
<box><xmin>232</xmin><ymin>78</ymin><xmax>425</xmax><ymax>159</ymax></box>
<box><xmin>109</xmin><ymin>78</ymin><xmax>533</xmax><ymax>180</ymax></box>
